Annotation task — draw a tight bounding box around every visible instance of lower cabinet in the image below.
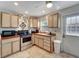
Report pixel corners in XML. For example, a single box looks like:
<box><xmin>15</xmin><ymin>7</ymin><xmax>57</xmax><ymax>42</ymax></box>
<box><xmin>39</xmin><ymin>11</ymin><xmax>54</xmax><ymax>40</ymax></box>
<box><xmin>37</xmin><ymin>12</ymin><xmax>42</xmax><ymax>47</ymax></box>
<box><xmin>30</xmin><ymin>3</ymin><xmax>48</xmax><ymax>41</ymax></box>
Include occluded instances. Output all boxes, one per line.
<box><xmin>13</xmin><ymin>40</ymin><xmax>20</xmax><ymax>53</ymax></box>
<box><xmin>35</xmin><ymin>38</ymin><xmax>39</xmax><ymax>45</ymax></box>
<box><xmin>38</xmin><ymin>38</ymin><xmax>43</xmax><ymax>48</ymax></box>
<box><xmin>0</xmin><ymin>43</ymin><xmax>1</xmax><ymax>58</ymax></box>
<box><xmin>44</xmin><ymin>45</ymin><xmax>50</xmax><ymax>51</ymax></box>
<box><xmin>1</xmin><ymin>37</ymin><xmax>20</xmax><ymax>57</ymax></box>
<box><xmin>2</xmin><ymin>42</ymin><xmax>11</xmax><ymax>57</ymax></box>
<box><xmin>32</xmin><ymin>34</ymin><xmax>54</xmax><ymax>52</ymax></box>
<box><xmin>32</xmin><ymin>35</ymin><xmax>35</xmax><ymax>44</ymax></box>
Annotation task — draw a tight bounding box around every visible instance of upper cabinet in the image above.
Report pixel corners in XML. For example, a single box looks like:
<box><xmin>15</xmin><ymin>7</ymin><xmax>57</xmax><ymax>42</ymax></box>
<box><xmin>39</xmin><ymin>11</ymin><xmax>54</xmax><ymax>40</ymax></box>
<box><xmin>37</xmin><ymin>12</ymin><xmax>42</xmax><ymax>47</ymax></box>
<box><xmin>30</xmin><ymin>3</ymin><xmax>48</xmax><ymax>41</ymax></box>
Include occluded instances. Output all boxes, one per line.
<box><xmin>29</xmin><ymin>17</ymin><xmax>38</xmax><ymax>28</ymax></box>
<box><xmin>47</xmin><ymin>13</ymin><xmax>59</xmax><ymax>28</ymax></box>
<box><xmin>0</xmin><ymin>12</ymin><xmax>19</xmax><ymax>28</ymax></box>
<box><xmin>11</xmin><ymin>15</ymin><xmax>18</xmax><ymax>27</ymax></box>
<box><xmin>2</xmin><ymin>13</ymin><xmax>11</xmax><ymax>27</ymax></box>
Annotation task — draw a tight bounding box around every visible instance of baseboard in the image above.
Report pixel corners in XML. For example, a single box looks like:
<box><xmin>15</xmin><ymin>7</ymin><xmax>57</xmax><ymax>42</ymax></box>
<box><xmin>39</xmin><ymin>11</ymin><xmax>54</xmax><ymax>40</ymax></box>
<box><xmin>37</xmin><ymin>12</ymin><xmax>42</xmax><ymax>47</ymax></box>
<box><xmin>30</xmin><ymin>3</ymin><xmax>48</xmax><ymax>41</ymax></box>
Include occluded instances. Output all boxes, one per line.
<box><xmin>61</xmin><ymin>51</ymin><xmax>79</xmax><ymax>58</ymax></box>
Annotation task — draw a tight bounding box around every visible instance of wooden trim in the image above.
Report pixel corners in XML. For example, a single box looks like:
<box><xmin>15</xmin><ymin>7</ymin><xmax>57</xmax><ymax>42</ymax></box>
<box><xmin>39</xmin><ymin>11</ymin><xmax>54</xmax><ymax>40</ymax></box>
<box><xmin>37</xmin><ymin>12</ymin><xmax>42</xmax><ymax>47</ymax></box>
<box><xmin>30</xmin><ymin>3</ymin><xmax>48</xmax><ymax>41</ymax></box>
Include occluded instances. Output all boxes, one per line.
<box><xmin>11</xmin><ymin>42</ymin><xmax>13</xmax><ymax>54</ymax></box>
<box><xmin>1</xmin><ymin>37</ymin><xmax>2</xmax><ymax>58</ymax></box>
<box><xmin>1</xmin><ymin>12</ymin><xmax>2</xmax><ymax>28</ymax></box>
<box><xmin>20</xmin><ymin>37</ymin><xmax>21</xmax><ymax>51</ymax></box>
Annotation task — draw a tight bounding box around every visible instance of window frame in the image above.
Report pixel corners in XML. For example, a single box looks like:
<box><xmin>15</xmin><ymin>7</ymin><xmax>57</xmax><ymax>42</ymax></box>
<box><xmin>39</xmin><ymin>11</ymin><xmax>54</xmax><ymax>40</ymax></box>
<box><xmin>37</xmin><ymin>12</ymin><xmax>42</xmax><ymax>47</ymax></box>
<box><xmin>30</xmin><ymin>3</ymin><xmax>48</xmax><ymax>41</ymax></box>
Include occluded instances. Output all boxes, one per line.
<box><xmin>65</xmin><ymin>13</ymin><xmax>79</xmax><ymax>36</ymax></box>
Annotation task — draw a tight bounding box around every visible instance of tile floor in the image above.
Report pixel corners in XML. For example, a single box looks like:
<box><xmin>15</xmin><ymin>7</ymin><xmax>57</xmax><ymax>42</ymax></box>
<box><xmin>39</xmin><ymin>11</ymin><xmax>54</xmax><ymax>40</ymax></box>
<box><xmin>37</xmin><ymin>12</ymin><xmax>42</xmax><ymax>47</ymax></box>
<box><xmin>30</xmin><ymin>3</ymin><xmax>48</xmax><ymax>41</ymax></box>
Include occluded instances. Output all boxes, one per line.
<box><xmin>7</xmin><ymin>46</ymin><xmax>75</xmax><ymax>58</ymax></box>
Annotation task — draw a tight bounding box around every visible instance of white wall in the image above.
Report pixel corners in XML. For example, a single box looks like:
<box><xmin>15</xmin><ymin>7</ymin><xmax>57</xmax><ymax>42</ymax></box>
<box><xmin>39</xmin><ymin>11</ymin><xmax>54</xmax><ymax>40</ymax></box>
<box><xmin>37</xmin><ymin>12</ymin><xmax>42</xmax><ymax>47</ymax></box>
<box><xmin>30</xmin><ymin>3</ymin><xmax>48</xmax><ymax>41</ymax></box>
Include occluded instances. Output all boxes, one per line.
<box><xmin>39</xmin><ymin>4</ymin><xmax>79</xmax><ymax>57</ymax></box>
<box><xmin>60</xmin><ymin>4</ymin><xmax>79</xmax><ymax>57</ymax></box>
<box><xmin>39</xmin><ymin>14</ymin><xmax>62</xmax><ymax>40</ymax></box>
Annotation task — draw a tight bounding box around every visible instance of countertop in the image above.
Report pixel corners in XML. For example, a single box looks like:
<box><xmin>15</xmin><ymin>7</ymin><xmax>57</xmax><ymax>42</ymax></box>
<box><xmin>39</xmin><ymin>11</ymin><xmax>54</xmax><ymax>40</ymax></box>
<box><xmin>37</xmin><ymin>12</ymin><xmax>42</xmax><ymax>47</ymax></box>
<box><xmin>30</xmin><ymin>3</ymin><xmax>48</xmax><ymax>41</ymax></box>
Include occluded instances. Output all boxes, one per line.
<box><xmin>33</xmin><ymin>32</ymin><xmax>56</xmax><ymax>37</ymax></box>
<box><xmin>1</xmin><ymin>35</ymin><xmax>20</xmax><ymax>40</ymax></box>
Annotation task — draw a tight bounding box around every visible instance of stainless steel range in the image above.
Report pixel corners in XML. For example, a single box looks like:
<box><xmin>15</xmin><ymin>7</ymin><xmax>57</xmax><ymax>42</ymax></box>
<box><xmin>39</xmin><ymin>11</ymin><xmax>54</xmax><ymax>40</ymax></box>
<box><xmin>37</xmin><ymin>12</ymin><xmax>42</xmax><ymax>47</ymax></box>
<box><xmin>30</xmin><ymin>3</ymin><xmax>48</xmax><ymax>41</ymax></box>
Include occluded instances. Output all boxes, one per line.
<box><xmin>20</xmin><ymin>35</ymin><xmax>32</xmax><ymax>51</ymax></box>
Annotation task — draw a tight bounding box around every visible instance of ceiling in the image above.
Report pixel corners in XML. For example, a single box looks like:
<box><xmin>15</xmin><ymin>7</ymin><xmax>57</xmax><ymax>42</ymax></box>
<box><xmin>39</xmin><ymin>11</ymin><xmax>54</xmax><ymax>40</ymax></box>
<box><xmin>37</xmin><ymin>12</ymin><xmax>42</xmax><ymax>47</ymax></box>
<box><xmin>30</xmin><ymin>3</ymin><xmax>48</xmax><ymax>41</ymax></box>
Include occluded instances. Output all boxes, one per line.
<box><xmin>0</xmin><ymin>1</ymin><xmax>79</xmax><ymax>16</ymax></box>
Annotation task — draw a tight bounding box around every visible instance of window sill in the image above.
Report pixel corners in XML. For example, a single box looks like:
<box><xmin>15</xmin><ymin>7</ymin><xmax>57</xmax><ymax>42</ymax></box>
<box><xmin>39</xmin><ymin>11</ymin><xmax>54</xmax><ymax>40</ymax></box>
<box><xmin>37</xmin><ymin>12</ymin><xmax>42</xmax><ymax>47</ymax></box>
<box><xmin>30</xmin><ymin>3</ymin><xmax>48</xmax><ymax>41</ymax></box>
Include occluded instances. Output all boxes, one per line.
<box><xmin>65</xmin><ymin>33</ymin><xmax>79</xmax><ymax>37</ymax></box>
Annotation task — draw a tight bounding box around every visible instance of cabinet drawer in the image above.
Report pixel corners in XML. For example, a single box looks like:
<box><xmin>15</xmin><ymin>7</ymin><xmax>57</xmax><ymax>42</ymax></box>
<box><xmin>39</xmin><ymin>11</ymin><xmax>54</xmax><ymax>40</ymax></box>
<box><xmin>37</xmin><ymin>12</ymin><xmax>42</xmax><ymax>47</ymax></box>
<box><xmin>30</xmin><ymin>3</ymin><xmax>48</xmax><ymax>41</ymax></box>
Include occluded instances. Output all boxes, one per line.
<box><xmin>44</xmin><ymin>39</ymin><xmax>50</xmax><ymax>43</ymax></box>
<box><xmin>44</xmin><ymin>45</ymin><xmax>50</xmax><ymax>51</ymax></box>
<box><xmin>44</xmin><ymin>42</ymin><xmax>50</xmax><ymax>47</ymax></box>
<box><xmin>44</xmin><ymin>37</ymin><xmax>50</xmax><ymax>41</ymax></box>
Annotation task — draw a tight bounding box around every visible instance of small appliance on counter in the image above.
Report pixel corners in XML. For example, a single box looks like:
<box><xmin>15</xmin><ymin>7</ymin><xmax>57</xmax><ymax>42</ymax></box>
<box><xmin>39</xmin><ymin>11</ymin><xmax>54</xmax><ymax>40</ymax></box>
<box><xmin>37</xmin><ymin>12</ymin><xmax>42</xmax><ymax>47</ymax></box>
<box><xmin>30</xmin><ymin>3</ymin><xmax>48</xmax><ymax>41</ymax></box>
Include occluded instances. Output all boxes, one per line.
<box><xmin>1</xmin><ymin>30</ymin><xmax>17</xmax><ymax>37</ymax></box>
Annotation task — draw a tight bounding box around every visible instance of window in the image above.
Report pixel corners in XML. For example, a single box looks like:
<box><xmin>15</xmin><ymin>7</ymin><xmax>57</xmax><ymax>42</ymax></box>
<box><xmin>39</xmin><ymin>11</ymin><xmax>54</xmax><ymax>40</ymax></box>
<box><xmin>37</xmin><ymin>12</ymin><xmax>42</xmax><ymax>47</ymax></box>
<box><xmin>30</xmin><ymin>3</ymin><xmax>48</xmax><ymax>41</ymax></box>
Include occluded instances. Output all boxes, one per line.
<box><xmin>66</xmin><ymin>14</ymin><xmax>79</xmax><ymax>36</ymax></box>
<box><xmin>39</xmin><ymin>18</ymin><xmax>48</xmax><ymax>27</ymax></box>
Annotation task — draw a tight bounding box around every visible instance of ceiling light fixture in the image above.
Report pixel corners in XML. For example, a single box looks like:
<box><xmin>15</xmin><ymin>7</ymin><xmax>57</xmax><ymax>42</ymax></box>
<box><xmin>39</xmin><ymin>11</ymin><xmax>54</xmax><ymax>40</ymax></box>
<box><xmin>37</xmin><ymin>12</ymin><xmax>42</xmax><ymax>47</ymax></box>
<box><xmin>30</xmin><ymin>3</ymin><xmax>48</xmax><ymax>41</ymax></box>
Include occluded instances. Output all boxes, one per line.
<box><xmin>25</xmin><ymin>11</ymin><xmax>28</xmax><ymax>14</ymax></box>
<box><xmin>42</xmin><ymin>10</ymin><xmax>45</xmax><ymax>13</ymax></box>
<box><xmin>14</xmin><ymin>2</ymin><xmax>19</xmax><ymax>6</ymax></box>
<box><xmin>46</xmin><ymin>1</ymin><xmax>53</xmax><ymax>8</ymax></box>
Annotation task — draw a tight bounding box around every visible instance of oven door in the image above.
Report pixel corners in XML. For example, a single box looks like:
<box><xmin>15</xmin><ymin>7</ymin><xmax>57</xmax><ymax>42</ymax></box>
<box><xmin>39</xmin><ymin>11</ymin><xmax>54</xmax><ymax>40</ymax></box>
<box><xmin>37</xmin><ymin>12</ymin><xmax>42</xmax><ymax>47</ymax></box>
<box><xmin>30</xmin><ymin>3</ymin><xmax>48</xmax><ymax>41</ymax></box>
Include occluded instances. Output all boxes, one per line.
<box><xmin>22</xmin><ymin>37</ymin><xmax>31</xmax><ymax>43</ymax></box>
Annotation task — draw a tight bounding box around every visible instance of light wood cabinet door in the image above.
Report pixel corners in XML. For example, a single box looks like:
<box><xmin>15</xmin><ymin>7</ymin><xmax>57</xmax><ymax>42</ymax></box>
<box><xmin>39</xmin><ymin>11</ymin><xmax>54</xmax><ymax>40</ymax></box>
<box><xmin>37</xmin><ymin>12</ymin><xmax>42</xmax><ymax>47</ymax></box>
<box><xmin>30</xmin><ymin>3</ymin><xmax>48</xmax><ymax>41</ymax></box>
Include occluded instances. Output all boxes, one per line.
<box><xmin>2</xmin><ymin>43</ymin><xmax>11</xmax><ymax>57</ymax></box>
<box><xmin>32</xmin><ymin>34</ymin><xmax>35</xmax><ymax>44</ymax></box>
<box><xmin>38</xmin><ymin>38</ymin><xmax>44</xmax><ymax>48</ymax></box>
<box><xmin>48</xmin><ymin>13</ymin><xmax>58</xmax><ymax>28</ymax></box>
<box><xmin>11</xmin><ymin>15</ymin><xmax>18</xmax><ymax>27</ymax></box>
<box><xmin>2</xmin><ymin>13</ymin><xmax>10</xmax><ymax>27</ymax></box>
<box><xmin>35</xmin><ymin>38</ymin><xmax>39</xmax><ymax>45</ymax></box>
<box><xmin>0</xmin><ymin>47</ymin><xmax>1</xmax><ymax>58</ymax></box>
<box><xmin>0</xmin><ymin>41</ymin><xmax>1</xmax><ymax>58</ymax></box>
<box><xmin>13</xmin><ymin>40</ymin><xmax>20</xmax><ymax>53</ymax></box>
<box><xmin>32</xmin><ymin>19</ymin><xmax>38</xmax><ymax>27</ymax></box>
<box><xmin>48</xmin><ymin>15</ymin><xmax>53</xmax><ymax>27</ymax></box>
<box><xmin>0</xmin><ymin>13</ymin><xmax>1</xmax><ymax>27</ymax></box>
<box><xmin>52</xmin><ymin>14</ymin><xmax>58</xmax><ymax>27</ymax></box>
<box><xmin>29</xmin><ymin>18</ymin><xmax>38</xmax><ymax>27</ymax></box>
<box><xmin>29</xmin><ymin>19</ymin><xmax>32</xmax><ymax>27</ymax></box>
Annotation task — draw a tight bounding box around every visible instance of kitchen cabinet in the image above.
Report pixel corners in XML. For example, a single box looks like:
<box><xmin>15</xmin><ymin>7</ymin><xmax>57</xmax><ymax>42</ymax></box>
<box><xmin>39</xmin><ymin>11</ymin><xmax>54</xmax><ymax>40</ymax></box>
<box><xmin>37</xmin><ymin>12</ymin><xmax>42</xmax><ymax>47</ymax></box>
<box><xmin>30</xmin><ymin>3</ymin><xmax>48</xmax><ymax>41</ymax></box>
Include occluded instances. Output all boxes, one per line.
<box><xmin>0</xmin><ymin>12</ymin><xmax>19</xmax><ymax>28</ymax></box>
<box><xmin>13</xmin><ymin>40</ymin><xmax>20</xmax><ymax>53</ymax></box>
<box><xmin>29</xmin><ymin>17</ymin><xmax>38</xmax><ymax>27</ymax></box>
<box><xmin>32</xmin><ymin>33</ymin><xmax>55</xmax><ymax>52</ymax></box>
<box><xmin>2</xmin><ymin>42</ymin><xmax>11</xmax><ymax>57</ymax></box>
<box><xmin>0</xmin><ymin>35</ymin><xmax>1</xmax><ymax>58</ymax></box>
<box><xmin>47</xmin><ymin>13</ymin><xmax>58</xmax><ymax>28</ymax></box>
<box><xmin>34</xmin><ymin>38</ymin><xmax>39</xmax><ymax>45</ymax></box>
<box><xmin>2</xmin><ymin>13</ymin><xmax>10</xmax><ymax>27</ymax></box>
<box><xmin>0</xmin><ymin>13</ymin><xmax>1</xmax><ymax>27</ymax></box>
<box><xmin>11</xmin><ymin>15</ymin><xmax>18</xmax><ymax>27</ymax></box>
<box><xmin>32</xmin><ymin>34</ymin><xmax>35</xmax><ymax>44</ymax></box>
<box><xmin>38</xmin><ymin>38</ymin><xmax>44</xmax><ymax>48</ymax></box>
<box><xmin>1</xmin><ymin>36</ymin><xmax>20</xmax><ymax>57</ymax></box>
<box><xmin>0</xmin><ymin>46</ymin><xmax>1</xmax><ymax>58</ymax></box>
<box><xmin>0</xmin><ymin>41</ymin><xmax>1</xmax><ymax>58</ymax></box>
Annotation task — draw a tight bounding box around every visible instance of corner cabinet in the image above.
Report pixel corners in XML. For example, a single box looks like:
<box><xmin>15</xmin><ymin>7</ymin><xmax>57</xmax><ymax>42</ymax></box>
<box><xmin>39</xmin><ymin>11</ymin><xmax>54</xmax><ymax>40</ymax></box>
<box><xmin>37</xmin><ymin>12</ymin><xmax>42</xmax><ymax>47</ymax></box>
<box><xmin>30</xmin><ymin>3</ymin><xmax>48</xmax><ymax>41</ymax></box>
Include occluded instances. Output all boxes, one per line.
<box><xmin>47</xmin><ymin>13</ymin><xmax>59</xmax><ymax>28</ymax></box>
<box><xmin>0</xmin><ymin>12</ymin><xmax>19</xmax><ymax>28</ymax></box>
<box><xmin>32</xmin><ymin>33</ymin><xmax>54</xmax><ymax>53</ymax></box>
